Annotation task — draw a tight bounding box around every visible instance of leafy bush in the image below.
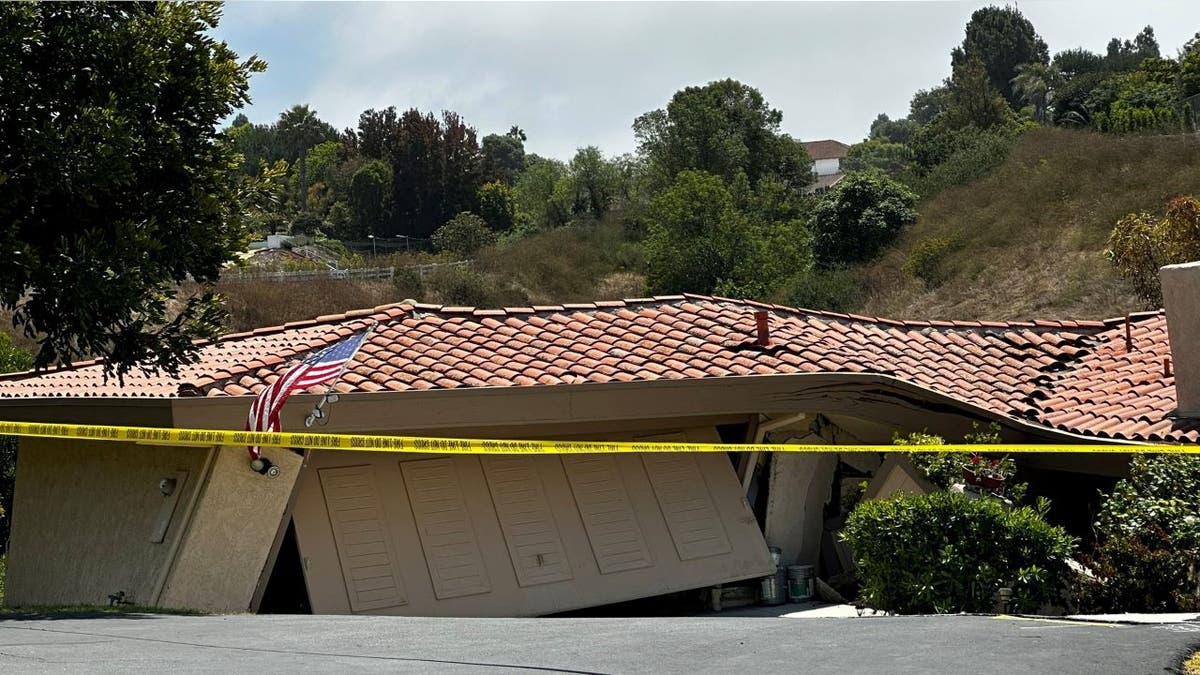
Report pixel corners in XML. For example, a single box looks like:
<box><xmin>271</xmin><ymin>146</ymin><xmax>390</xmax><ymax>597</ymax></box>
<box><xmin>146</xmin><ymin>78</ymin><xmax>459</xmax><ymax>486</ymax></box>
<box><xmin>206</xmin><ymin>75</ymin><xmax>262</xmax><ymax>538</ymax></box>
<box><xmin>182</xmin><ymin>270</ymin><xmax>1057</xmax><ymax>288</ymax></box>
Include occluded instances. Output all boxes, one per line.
<box><xmin>1077</xmin><ymin>455</ymin><xmax>1200</xmax><ymax>612</ymax></box>
<box><xmin>810</xmin><ymin>171</ymin><xmax>918</xmax><ymax>266</ymax></box>
<box><xmin>903</xmin><ymin>236</ymin><xmax>958</xmax><ymax>288</ymax></box>
<box><xmin>843</xmin><ymin>491</ymin><xmax>1076</xmax><ymax>614</ymax></box>
<box><xmin>1106</xmin><ymin>195</ymin><xmax>1200</xmax><ymax>307</ymax></box>
<box><xmin>432</xmin><ymin>212</ymin><xmax>497</xmax><ymax>256</ymax></box>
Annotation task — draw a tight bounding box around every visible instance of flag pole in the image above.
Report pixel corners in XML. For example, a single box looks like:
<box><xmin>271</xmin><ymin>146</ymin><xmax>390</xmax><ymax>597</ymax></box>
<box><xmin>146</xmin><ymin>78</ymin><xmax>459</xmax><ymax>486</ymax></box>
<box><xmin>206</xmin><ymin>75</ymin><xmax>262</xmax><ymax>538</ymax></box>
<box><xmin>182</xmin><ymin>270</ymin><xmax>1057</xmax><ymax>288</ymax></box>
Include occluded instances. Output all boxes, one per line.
<box><xmin>305</xmin><ymin>321</ymin><xmax>378</xmax><ymax>428</ymax></box>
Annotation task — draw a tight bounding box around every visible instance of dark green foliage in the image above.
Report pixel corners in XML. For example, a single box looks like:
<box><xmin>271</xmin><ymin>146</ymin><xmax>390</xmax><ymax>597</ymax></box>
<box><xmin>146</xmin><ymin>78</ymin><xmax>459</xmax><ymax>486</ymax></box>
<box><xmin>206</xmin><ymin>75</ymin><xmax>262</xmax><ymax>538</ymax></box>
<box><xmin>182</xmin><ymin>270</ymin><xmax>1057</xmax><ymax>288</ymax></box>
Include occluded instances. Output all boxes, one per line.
<box><xmin>1078</xmin><ymin>456</ymin><xmax>1200</xmax><ymax>613</ymax></box>
<box><xmin>277</xmin><ymin>104</ymin><xmax>339</xmax><ymax>211</ymax></box>
<box><xmin>0</xmin><ymin>2</ymin><xmax>261</xmax><ymax>375</ymax></box>
<box><xmin>868</xmin><ymin>114</ymin><xmax>919</xmax><ymax>144</ymax></box>
<box><xmin>843</xmin><ymin>491</ymin><xmax>1076</xmax><ymax>614</ymax></box>
<box><xmin>909</xmin><ymin>86</ymin><xmax>951</xmax><ymax>126</ymax></box>
<box><xmin>349</xmin><ymin>160</ymin><xmax>392</xmax><ymax>238</ymax></box>
<box><xmin>951</xmin><ymin>5</ymin><xmax>1049</xmax><ymax>107</ymax></box>
<box><xmin>0</xmin><ymin>333</ymin><xmax>32</xmax><ymax>552</ymax></box>
<box><xmin>843</xmin><ymin>140</ymin><xmax>913</xmax><ymax>177</ymax></box>
<box><xmin>432</xmin><ymin>212</ymin><xmax>497</xmax><ymax>256</ymax></box>
<box><xmin>810</xmin><ymin>172</ymin><xmax>918</xmax><ymax>265</ymax></box>
<box><xmin>943</xmin><ymin>56</ymin><xmax>1016</xmax><ymax>131</ymax></box>
<box><xmin>481</xmin><ymin>131</ymin><xmax>526</xmax><ymax>184</ymax></box>
<box><xmin>634</xmin><ymin>79</ymin><xmax>813</xmax><ymax>191</ymax></box>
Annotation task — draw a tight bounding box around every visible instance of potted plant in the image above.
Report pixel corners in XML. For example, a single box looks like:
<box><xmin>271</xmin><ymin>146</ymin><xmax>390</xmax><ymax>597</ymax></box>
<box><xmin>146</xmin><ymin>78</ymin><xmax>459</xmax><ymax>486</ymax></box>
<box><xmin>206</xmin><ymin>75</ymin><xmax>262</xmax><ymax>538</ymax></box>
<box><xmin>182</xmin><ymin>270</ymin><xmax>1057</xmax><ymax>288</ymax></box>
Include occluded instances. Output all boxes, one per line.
<box><xmin>962</xmin><ymin>454</ymin><xmax>1015</xmax><ymax>492</ymax></box>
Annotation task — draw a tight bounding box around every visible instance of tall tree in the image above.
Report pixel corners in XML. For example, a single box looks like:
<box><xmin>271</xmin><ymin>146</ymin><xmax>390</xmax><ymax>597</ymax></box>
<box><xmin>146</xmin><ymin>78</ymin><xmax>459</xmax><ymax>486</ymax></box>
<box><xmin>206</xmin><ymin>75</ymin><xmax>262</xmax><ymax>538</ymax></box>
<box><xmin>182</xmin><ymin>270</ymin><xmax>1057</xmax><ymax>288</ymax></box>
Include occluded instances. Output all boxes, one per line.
<box><xmin>633</xmin><ymin>79</ymin><xmax>812</xmax><ymax>190</ymax></box>
<box><xmin>356</xmin><ymin>106</ymin><xmax>399</xmax><ymax>160</ymax></box>
<box><xmin>1011</xmin><ymin>62</ymin><xmax>1061</xmax><ymax>123</ymax></box>
<box><xmin>943</xmin><ymin>56</ymin><xmax>1014</xmax><ymax>130</ymax></box>
<box><xmin>0</xmin><ymin>2</ymin><xmax>262</xmax><ymax>375</ymax></box>
<box><xmin>277</xmin><ymin>104</ymin><xmax>335</xmax><ymax>212</ymax></box>
<box><xmin>349</xmin><ymin>160</ymin><xmax>392</xmax><ymax>239</ymax></box>
<box><xmin>570</xmin><ymin>146</ymin><xmax>619</xmax><ymax>219</ymax></box>
<box><xmin>480</xmin><ymin>132</ymin><xmax>526</xmax><ymax>184</ymax></box>
<box><xmin>952</xmin><ymin>5</ymin><xmax>1049</xmax><ymax>108</ymax></box>
<box><xmin>909</xmin><ymin>86</ymin><xmax>952</xmax><ymax>125</ymax></box>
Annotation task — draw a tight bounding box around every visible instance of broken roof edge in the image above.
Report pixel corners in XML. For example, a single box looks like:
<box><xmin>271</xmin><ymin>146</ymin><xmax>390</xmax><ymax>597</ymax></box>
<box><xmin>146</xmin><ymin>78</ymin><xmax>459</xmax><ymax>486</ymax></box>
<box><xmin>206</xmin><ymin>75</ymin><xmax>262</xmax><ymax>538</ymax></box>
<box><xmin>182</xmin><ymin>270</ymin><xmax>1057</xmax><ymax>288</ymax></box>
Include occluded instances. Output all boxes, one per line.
<box><xmin>0</xmin><ymin>293</ymin><xmax>1163</xmax><ymax>392</ymax></box>
<box><xmin>160</xmin><ymin>370</ymin><xmax>1157</xmax><ymax>446</ymax></box>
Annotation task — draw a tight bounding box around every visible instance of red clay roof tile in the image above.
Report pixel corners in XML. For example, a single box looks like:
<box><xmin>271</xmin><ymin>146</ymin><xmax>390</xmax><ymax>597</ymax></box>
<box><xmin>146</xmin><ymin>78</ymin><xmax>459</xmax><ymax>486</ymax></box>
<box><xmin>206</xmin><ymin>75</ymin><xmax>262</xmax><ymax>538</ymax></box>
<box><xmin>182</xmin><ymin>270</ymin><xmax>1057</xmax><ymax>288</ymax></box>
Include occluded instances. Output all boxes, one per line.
<box><xmin>0</xmin><ymin>298</ymin><xmax>1194</xmax><ymax>443</ymax></box>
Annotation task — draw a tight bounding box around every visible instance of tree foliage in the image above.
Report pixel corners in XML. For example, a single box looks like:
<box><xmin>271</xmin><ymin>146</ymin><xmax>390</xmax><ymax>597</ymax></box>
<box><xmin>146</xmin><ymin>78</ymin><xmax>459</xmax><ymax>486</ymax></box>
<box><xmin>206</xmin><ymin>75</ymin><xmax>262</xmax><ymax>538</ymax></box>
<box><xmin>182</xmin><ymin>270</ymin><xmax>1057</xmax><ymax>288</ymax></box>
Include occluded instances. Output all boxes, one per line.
<box><xmin>348</xmin><ymin>160</ymin><xmax>392</xmax><ymax>239</ymax></box>
<box><xmin>952</xmin><ymin>5</ymin><xmax>1049</xmax><ymax>107</ymax></box>
<box><xmin>0</xmin><ymin>2</ymin><xmax>261</xmax><ymax>375</ymax></box>
<box><xmin>810</xmin><ymin>172</ymin><xmax>918</xmax><ymax>265</ymax></box>
<box><xmin>477</xmin><ymin>181</ymin><xmax>520</xmax><ymax>232</ymax></box>
<box><xmin>1078</xmin><ymin>455</ymin><xmax>1200</xmax><ymax>612</ymax></box>
<box><xmin>642</xmin><ymin>171</ymin><xmax>807</xmax><ymax>298</ymax></box>
<box><xmin>432</xmin><ymin>212</ymin><xmax>496</xmax><ymax>256</ymax></box>
<box><xmin>634</xmin><ymin>79</ymin><xmax>812</xmax><ymax>191</ymax></box>
<box><xmin>481</xmin><ymin>130</ymin><xmax>526</xmax><ymax>184</ymax></box>
<box><xmin>1107</xmin><ymin>196</ymin><xmax>1200</xmax><ymax>307</ymax></box>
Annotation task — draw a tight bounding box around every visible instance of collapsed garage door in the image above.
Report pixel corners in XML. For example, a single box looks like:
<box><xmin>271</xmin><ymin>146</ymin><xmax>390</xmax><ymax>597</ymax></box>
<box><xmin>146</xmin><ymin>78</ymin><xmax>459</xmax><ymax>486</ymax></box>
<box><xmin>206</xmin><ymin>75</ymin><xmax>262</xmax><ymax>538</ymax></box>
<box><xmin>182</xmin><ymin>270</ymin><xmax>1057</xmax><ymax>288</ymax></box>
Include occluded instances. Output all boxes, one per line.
<box><xmin>290</xmin><ymin>444</ymin><xmax>774</xmax><ymax>616</ymax></box>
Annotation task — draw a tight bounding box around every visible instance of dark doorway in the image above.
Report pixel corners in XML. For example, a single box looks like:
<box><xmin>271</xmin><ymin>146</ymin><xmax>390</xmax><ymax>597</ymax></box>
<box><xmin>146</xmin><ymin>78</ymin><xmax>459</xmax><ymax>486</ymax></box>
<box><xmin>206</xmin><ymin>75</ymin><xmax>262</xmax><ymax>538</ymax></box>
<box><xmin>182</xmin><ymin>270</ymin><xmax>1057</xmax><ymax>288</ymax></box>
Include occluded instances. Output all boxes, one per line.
<box><xmin>258</xmin><ymin>519</ymin><xmax>311</xmax><ymax>614</ymax></box>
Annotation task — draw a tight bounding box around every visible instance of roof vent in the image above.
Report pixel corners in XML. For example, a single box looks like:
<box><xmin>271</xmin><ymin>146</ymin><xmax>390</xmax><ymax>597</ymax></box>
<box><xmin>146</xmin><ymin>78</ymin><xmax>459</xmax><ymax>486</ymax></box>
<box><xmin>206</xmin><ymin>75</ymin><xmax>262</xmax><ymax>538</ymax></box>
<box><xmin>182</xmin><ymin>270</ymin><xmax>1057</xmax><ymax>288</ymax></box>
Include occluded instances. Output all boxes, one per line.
<box><xmin>1160</xmin><ymin>261</ymin><xmax>1200</xmax><ymax>417</ymax></box>
<box><xmin>754</xmin><ymin>311</ymin><xmax>772</xmax><ymax>347</ymax></box>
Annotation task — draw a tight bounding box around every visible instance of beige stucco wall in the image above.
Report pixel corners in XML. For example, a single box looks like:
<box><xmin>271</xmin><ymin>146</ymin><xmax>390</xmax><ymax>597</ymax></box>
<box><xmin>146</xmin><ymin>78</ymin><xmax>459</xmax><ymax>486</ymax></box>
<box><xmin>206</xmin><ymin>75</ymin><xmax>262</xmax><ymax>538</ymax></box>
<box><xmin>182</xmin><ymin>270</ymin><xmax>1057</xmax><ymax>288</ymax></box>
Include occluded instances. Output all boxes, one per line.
<box><xmin>157</xmin><ymin>446</ymin><xmax>302</xmax><ymax>613</ymax></box>
<box><xmin>4</xmin><ymin>438</ymin><xmax>207</xmax><ymax>608</ymax></box>
<box><xmin>1161</xmin><ymin>260</ymin><xmax>1200</xmax><ymax>417</ymax></box>
<box><xmin>292</xmin><ymin>425</ymin><xmax>774</xmax><ymax>617</ymax></box>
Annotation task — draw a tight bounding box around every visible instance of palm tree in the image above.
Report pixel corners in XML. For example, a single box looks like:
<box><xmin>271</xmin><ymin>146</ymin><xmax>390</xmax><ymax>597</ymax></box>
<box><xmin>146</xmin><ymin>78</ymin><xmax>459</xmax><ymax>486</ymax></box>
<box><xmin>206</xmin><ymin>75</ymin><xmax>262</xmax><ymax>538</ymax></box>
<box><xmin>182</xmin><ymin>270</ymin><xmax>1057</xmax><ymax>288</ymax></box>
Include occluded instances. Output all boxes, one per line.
<box><xmin>1011</xmin><ymin>63</ymin><xmax>1061</xmax><ymax>124</ymax></box>
<box><xmin>277</xmin><ymin>105</ymin><xmax>327</xmax><ymax>212</ymax></box>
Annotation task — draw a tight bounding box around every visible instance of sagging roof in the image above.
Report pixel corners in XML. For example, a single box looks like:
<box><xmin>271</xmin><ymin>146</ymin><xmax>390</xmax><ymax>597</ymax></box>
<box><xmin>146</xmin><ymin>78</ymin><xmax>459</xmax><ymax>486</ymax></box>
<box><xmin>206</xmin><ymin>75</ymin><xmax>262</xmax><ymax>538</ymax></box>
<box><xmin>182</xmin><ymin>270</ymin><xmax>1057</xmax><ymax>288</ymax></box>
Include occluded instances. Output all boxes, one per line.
<box><xmin>0</xmin><ymin>296</ymin><xmax>1194</xmax><ymax>443</ymax></box>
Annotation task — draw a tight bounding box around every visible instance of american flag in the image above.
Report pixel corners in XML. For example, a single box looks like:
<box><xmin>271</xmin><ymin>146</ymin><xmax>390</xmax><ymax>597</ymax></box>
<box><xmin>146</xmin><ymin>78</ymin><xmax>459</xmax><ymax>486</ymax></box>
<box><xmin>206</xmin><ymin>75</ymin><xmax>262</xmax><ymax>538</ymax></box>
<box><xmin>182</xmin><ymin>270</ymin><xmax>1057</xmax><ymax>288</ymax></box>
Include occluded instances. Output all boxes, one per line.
<box><xmin>245</xmin><ymin>329</ymin><xmax>370</xmax><ymax>459</ymax></box>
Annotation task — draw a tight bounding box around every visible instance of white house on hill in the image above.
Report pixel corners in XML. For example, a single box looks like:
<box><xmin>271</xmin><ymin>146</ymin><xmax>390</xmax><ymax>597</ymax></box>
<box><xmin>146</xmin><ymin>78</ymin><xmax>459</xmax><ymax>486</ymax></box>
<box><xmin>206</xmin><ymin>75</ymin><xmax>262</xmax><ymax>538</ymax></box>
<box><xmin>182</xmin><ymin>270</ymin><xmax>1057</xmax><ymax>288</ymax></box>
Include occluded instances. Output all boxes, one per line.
<box><xmin>802</xmin><ymin>139</ymin><xmax>850</xmax><ymax>193</ymax></box>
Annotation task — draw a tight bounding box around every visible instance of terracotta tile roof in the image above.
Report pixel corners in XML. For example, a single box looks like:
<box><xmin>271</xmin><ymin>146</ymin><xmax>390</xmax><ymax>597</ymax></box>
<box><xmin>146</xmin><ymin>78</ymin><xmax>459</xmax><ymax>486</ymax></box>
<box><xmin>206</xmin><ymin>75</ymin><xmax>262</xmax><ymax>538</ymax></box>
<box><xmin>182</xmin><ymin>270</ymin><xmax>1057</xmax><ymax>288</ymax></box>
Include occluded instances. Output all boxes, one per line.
<box><xmin>802</xmin><ymin>140</ymin><xmax>850</xmax><ymax>160</ymax></box>
<box><xmin>0</xmin><ymin>297</ymin><xmax>1195</xmax><ymax>444</ymax></box>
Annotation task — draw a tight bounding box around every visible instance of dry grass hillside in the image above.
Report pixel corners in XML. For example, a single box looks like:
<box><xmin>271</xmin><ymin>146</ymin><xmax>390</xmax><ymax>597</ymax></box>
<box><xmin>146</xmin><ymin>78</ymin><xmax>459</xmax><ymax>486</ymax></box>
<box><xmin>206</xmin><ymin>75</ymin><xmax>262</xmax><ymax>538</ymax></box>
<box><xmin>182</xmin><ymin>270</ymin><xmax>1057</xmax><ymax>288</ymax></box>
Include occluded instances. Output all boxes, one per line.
<box><xmin>860</xmin><ymin>128</ymin><xmax>1200</xmax><ymax>321</ymax></box>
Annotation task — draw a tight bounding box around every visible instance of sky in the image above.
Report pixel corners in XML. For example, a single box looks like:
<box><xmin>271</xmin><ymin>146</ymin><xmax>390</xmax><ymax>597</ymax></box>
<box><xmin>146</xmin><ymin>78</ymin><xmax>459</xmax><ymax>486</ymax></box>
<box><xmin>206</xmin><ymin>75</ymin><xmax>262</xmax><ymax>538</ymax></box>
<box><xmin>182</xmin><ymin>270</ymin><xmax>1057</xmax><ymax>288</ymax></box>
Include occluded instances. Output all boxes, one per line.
<box><xmin>213</xmin><ymin>1</ymin><xmax>1200</xmax><ymax>160</ymax></box>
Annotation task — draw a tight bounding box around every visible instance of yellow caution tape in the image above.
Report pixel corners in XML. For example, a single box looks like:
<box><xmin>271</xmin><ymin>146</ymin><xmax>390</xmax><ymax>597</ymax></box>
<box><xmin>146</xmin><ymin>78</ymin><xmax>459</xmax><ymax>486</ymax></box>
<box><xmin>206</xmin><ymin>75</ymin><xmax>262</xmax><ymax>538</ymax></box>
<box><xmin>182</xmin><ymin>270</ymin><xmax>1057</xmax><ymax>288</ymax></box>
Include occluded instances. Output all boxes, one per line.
<box><xmin>0</xmin><ymin>420</ymin><xmax>1197</xmax><ymax>454</ymax></box>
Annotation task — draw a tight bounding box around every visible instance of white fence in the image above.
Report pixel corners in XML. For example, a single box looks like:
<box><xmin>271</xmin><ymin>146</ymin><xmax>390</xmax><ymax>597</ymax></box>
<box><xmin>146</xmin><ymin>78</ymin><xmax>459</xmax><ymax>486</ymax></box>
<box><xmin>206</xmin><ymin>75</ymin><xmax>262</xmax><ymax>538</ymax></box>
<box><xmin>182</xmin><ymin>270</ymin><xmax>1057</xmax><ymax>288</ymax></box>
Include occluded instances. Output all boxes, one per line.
<box><xmin>221</xmin><ymin>260</ymin><xmax>472</xmax><ymax>283</ymax></box>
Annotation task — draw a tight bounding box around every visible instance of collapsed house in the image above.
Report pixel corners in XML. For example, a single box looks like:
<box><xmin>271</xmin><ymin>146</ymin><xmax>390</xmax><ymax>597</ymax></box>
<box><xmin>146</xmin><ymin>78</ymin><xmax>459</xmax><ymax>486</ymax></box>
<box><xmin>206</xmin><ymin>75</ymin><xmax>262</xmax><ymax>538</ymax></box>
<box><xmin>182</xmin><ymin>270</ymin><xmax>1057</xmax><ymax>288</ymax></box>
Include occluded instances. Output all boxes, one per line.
<box><xmin>1</xmin><ymin>262</ymin><xmax>1199</xmax><ymax>615</ymax></box>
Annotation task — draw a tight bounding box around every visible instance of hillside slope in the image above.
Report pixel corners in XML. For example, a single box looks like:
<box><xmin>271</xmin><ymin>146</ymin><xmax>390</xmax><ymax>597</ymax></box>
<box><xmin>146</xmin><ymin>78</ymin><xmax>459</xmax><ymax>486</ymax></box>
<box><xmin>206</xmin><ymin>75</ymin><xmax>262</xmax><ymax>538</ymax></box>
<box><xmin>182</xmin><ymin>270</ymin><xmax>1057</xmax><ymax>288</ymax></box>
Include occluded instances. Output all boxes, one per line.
<box><xmin>860</xmin><ymin>128</ymin><xmax>1200</xmax><ymax>320</ymax></box>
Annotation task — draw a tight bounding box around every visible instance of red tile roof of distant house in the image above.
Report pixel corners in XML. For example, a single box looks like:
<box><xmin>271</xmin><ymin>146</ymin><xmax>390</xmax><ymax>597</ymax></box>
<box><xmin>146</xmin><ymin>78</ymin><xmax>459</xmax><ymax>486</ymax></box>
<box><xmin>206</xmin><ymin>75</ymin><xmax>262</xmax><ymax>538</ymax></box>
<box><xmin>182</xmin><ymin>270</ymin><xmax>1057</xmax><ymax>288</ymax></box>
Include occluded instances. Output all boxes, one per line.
<box><xmin>0</xmin><ymin>297</ymin><xmax>1194</xmax><ymax>443</ymax></box>
<box><xmin>802</xmin><ymin>140</ymin><xmax>850</xmax><ymax>160</ymax></box>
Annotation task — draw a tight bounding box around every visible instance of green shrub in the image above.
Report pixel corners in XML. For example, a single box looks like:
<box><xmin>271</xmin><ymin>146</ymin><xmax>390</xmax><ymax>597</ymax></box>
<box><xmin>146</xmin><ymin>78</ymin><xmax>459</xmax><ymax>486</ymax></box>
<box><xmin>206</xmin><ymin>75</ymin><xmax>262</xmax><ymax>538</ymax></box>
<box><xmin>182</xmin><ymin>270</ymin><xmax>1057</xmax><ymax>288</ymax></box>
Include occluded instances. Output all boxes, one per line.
<box><xmin>843</xmin><ymin>491</ymin><xmax>1076</xmax><ymax>614</ymax></box>
<box><xmin>903</xmin><ymin>237</ymin><xmax>959</xmax><ymax>288</ymax></box>
<box><xmin>432</xmin><ymin>212</ymin><xmax>497</xmax><ymax>256</ymax></box>
<box><xmin>1077</xmin><ymin>455</ymin><xmax>1200</xmax><ymax>612</ymax></box>
<box><xmin>810</xmin><ymin>171</ymin><xmax>918</xmax><ymax>266</ymax></box>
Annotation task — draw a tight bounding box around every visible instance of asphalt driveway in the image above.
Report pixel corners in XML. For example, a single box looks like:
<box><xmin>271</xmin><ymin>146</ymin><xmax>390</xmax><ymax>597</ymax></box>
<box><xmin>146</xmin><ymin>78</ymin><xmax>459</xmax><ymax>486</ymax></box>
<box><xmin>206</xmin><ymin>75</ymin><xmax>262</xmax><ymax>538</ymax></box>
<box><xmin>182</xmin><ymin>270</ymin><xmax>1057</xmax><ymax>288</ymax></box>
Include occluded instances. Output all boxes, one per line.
<box><xmin>1</xmin><ymin>612</ymin><xmax>1197</xmax><ymax>674</ymax></box>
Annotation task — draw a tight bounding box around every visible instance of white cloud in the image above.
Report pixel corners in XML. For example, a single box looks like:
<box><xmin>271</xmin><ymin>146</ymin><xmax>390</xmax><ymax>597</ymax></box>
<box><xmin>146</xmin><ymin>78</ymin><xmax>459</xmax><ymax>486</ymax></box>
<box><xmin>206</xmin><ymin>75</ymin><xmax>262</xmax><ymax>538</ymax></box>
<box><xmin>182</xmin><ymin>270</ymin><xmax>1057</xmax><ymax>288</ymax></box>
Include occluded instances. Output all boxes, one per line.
<box><xmin>216</xmin><ymin>1</ymin><xmax>1200</xmax><ymax>160</ymax></box>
